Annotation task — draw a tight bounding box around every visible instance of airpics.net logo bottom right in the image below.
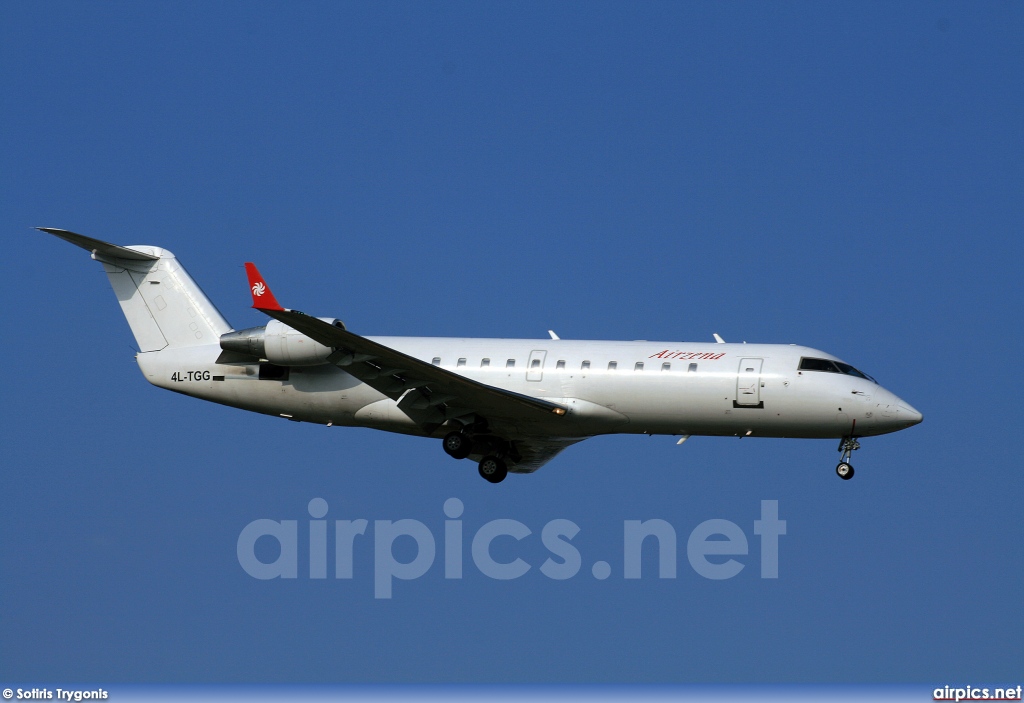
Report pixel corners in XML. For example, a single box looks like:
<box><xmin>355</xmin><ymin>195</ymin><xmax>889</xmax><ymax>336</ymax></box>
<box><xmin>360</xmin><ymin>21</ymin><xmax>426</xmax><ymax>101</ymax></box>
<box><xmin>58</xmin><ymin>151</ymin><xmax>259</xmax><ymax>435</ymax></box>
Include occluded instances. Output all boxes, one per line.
<box><xmin>237</xmin><ymin>499</ymin><xmax>787</xmax><ymax>598</ymax></box>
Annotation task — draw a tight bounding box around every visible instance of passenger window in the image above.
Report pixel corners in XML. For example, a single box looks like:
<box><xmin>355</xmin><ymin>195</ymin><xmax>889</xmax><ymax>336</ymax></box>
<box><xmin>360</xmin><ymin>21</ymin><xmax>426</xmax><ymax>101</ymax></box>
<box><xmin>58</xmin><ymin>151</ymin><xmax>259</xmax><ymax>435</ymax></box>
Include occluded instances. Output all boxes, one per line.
<box><xmin>661</xmin><ymin>362</ymin><xmax>671</xmax><ymax>372</ymax></box>
<box><xmin>531</xmin><ymin>359</ymin><xmax>541</xmax><ymax>368</ymax></box>
<box><xmin>608</xmin><ymin>361</ymin><xmax>617</xmax><ymax>371</ymax></box>
<box><xmin>745</xmin><ymin>367</ymin><xmax>754</xmax><ymax>372</ymax></box>
<box><xmin>688</xmin><ymin>363</ymin><xmax>697</xmax><ymax>373</ymax></box>
<box><xmin>481</xmin><ymin>358</ymin><xmax>490</xmax><ymax>368</ymax></box>
<box><xmin>634</xmin><ymin>362</ymin><xmax>644</xmax><ymax>371</ymax></box>
<box><xmin>457</xmin><ymin>358</ymin><xmax>466</xmax><ymax>367</ymax></box>
<box><xmin>506</xmin><ymin>359</ymin><xmax>515</xmax><ymax>368</ymax></box>
<box><xmin>431</xmin><ymin>357</ymin><xmax>441</xmax><ymax>366</ymax></box>
<box><xmin>581</xmin><ymin>360</ymin><xmax>590</xmax><ymax>370</ymax></box>
<box><xmin>556</xmin><ymin>360</ymin><xmax>565</xmax><ymax>369</ymax></box>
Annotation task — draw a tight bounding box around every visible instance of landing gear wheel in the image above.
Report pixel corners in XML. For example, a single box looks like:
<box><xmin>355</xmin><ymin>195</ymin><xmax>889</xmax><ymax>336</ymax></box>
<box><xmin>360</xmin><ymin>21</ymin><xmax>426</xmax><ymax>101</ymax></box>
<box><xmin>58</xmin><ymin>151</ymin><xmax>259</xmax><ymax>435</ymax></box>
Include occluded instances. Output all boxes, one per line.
<box><xmin>478</xmin><ymin>456</ymin><xmax>508</xmax><ymax>483</ymax></box>
<box><xmin>836</xmin><ymin>462</ymin><xmax>854</xmax><ymax>480</ymax></box>
<box><xmin>836</xmin><ymin>437</ymin><xmax>861</xmax><ymax>480</ymax></box>
<box><xmin>442</xmin><ymin>431</ymin><xmax>472</xmax><ymax>460</ymax></box>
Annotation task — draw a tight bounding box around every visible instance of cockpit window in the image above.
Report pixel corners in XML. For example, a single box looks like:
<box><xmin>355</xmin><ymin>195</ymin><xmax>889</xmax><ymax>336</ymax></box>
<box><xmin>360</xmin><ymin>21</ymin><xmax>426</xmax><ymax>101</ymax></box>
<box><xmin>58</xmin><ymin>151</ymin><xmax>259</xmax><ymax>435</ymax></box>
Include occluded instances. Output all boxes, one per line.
<box><xmin>799</xmin><ymin>357</ymin><xmax>839</xmax><ymax>373</ymax></box>
<box><xmin>834</xmin><ymin>361</ymin><xmax>875</xmax><ymax>382</ymax></box>
<box><xmin>799</xmin><ymin>357</ymin><xmax>876</xmax><ymax>383</ymax></box>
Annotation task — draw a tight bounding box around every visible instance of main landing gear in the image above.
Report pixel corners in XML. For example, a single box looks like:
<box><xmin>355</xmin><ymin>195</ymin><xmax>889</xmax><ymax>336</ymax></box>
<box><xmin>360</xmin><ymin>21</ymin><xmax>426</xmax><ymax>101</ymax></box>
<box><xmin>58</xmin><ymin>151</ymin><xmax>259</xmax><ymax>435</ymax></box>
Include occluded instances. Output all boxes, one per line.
<box><xmin>478</xmin><ymin>456</ymin><xmax>508</xmax><ymax>484</ymax></box>
<box><xmin>442</xmin><ymin>431</ymin><xmax>473</xmax><ymax>460</ymax></box>
<box><xmin>442</xmin><ymin>430</ymin><xmax>510</xmax><ymax>483</ymax></box>
<box><xmin>836</xmin><ymin>437</ymin><xmax>860</xmax><ymax>480</ymax></box>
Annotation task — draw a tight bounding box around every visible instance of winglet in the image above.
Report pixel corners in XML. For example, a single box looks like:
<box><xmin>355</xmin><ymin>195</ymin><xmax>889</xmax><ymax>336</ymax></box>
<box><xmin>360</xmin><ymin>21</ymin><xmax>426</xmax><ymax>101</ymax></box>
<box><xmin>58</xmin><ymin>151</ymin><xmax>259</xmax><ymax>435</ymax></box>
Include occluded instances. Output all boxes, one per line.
<box><xmin>244</xmin><ymin>262</ymin><xmax>283</xmax><ymax>311</ymax></box>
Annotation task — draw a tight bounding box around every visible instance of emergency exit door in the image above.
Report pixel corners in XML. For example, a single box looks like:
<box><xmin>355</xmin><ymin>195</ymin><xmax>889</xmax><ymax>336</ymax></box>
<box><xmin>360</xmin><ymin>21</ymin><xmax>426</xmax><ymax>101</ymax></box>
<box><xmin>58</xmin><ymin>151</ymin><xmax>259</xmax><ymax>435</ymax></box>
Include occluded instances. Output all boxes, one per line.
<box><xmin>527</xmin><ymin>350</ymin><xmax>547</xmax><ymax>381</ymax></box>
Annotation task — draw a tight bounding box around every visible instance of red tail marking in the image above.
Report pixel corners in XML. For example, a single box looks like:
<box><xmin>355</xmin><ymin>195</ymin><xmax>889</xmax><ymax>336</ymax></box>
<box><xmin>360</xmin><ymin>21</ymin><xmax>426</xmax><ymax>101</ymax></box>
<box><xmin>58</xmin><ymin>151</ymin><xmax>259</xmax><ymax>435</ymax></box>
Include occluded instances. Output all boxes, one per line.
<box><xmin>244</xmin><ymin>262</ymin><xmax>283</xmax><ymax>311</ymax></box>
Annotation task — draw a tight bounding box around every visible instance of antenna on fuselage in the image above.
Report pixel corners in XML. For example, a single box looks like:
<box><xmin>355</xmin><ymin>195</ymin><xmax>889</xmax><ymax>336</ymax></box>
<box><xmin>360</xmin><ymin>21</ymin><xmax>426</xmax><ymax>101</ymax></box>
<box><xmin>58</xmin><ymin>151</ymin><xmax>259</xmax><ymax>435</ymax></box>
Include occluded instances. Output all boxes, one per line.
<box><xmin>713</xmin><ymin>333</ymin><xmax>725</xmax><ymax>344</ymax></box>
<box><xmin>548</xmin><ymin>330</ymin><xmax>560</xmax><ymax>340</ymax></box>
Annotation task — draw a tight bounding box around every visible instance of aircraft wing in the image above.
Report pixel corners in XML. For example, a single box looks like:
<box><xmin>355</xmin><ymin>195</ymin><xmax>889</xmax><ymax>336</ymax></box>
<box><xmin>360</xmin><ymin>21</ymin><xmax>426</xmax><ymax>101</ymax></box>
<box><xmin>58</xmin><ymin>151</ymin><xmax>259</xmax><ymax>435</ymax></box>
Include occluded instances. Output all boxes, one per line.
<box><xmin>244</xmin><ymin>263</ymin><xmax>568</xmax><ymax>435</ymax></box>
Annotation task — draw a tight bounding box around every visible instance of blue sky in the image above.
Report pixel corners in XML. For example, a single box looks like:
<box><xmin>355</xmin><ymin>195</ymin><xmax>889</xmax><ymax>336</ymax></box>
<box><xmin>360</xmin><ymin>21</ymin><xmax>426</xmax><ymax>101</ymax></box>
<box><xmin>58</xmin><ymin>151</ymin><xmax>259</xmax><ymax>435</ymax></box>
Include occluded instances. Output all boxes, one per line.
<box><xmin>1</xmin><ymin>1</ymin><xmax>1021</xmax><ymax>684</ymax></box>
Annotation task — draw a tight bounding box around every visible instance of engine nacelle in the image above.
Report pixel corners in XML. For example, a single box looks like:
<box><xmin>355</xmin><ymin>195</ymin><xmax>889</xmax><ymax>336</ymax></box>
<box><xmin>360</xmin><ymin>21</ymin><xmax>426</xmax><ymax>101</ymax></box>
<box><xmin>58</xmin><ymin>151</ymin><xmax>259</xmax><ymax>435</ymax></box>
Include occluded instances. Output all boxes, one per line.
<box><xmin>219</xmin><ymin>318</ymin><xmax>343</xmax><ymax>366</ymax></box>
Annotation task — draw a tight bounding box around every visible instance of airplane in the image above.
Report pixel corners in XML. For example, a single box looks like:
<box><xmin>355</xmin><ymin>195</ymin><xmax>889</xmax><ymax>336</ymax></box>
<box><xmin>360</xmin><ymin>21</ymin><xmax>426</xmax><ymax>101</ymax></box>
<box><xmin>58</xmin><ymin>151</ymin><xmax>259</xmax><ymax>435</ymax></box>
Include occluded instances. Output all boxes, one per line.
<box><xmin>39</xmin><ymin>227</ymin><xmax>922</xmax><ymax>483</ymax></box>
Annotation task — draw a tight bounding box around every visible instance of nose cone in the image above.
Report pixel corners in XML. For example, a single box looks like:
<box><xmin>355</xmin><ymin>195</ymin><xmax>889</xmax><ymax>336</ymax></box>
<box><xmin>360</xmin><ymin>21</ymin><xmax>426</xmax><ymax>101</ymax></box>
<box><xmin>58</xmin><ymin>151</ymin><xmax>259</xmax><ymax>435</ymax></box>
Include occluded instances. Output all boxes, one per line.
<box><xmin>872</xmin><ymin>388</ymin><xmax>923</xmax><ymax>434</ymax></box>
<box><xmin>897</xmin><ymin>401</ymin><xmax>923</xmax><ymax>426</ymax></box>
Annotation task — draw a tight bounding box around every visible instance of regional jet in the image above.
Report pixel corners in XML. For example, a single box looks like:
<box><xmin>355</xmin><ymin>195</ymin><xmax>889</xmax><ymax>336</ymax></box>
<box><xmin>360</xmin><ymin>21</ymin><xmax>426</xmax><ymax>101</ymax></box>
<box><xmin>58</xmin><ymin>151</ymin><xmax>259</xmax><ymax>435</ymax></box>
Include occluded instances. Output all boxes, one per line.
<box><xmin>40</xmin><ymin>228</ymin><xmax>922</xmax><ymax>483</ymax></box>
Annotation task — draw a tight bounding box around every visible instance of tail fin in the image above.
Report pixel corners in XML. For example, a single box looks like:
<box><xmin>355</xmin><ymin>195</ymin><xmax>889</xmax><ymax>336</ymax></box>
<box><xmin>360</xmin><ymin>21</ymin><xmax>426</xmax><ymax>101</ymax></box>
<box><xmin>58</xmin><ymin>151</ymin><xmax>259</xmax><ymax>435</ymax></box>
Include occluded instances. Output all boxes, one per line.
<box><xmin>40</xmin><ymin>228</ymin><xmax>233</xmax><ymax>351</ymax></box>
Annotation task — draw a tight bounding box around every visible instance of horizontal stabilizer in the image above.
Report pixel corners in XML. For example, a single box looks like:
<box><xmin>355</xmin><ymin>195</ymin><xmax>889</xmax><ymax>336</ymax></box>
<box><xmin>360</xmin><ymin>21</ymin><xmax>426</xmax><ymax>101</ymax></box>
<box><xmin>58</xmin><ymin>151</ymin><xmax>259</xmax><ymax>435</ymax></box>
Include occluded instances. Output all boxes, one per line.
<box><xmin>37</xmin><ymin>227</ymin><xmax>160</xmax><ymax>261</ymax></box>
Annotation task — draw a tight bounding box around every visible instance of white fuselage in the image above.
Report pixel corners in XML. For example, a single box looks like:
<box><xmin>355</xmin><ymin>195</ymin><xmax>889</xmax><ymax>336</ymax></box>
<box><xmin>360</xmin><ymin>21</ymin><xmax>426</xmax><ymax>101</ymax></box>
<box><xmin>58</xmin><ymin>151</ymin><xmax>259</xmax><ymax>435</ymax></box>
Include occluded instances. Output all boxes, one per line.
<box><xmin>136</xmin><ymin>338</ymin><xmax>921</xmax><ymax>442</ymax></box>
<box><xmin>40</xmin><ymin>228</ymin><xmax>923</xmax><ymax>479</ymax></box>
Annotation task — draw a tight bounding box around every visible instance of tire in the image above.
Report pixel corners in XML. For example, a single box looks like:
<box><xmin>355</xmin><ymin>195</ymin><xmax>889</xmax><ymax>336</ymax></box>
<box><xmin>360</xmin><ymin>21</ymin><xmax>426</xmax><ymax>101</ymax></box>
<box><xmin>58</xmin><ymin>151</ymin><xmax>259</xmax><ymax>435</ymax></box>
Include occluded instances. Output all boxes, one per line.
<box><xmin>443</xmin><ymin>431</ymin><xmax>472</xmax><ymax>460</ymax></box>
<box><xmin>836</xmin><ymin>462</ymin><xmax>854</xmax><ymax>480</ymax></box>
<box><xmin>478</xmin><ymin>456</ymin><xmax>508</xmax><ymax>483</ymax></box>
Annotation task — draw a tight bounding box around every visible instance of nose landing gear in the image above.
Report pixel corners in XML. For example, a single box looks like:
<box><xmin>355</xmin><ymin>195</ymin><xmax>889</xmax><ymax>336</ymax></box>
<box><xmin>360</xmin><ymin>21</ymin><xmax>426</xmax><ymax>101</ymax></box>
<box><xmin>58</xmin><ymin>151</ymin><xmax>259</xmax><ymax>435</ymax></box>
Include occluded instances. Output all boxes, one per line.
<box><xmin>836</xmin><ymin>437</ymin><xmax>860</xmax><ymax>480</ymax></box>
